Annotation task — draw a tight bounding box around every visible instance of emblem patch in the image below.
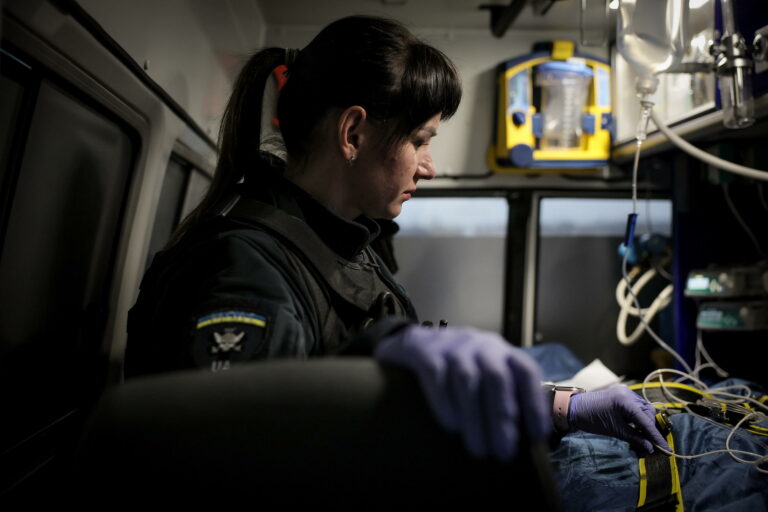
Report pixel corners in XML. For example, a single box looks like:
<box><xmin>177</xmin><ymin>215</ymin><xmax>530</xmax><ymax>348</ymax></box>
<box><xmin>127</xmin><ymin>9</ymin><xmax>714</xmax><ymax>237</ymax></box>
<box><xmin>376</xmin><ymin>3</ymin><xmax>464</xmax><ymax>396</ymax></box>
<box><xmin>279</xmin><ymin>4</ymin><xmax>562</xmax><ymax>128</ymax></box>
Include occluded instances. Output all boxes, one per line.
<box><xmin>192</xmin><ymin>310</ymin><xmax>268</xmax><ymax>372</ymax></box>
<box><xmin>212</xmin><ymin>328</ymin><xmax>244</xmax><ymax>353</ymax></box>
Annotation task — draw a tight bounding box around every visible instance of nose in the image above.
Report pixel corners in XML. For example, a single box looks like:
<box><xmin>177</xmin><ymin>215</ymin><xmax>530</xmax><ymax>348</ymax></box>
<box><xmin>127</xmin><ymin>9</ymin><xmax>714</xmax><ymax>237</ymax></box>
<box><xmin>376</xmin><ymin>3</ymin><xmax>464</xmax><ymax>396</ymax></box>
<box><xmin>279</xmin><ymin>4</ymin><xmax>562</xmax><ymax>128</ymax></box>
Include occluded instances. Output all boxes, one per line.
<box><xmin>416</xmin><ymin>153</ymin><xmax>437</xmax><ymax>181</ymax></box>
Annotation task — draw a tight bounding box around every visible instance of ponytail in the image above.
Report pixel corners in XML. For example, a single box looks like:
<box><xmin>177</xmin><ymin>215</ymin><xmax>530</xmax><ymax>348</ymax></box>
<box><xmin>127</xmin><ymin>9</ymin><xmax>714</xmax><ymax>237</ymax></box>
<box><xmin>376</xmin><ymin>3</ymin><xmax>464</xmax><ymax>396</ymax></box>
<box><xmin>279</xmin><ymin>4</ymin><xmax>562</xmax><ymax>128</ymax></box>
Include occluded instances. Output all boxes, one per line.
<box><xmin>166</xmin><ymin>47</ymin><xmax>286</xmax><ymax>248</ymax></box>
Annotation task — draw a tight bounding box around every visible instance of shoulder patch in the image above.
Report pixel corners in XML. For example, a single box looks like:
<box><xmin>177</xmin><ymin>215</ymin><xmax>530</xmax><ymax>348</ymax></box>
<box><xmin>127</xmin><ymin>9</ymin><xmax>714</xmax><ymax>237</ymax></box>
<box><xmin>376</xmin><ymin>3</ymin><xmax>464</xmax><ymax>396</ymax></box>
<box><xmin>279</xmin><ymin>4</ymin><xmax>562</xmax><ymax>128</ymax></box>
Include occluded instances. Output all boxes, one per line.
<box><xmin>192</xmin><ymin>310</ymin><xmax>268</xmax><ymax>372</ymax></box>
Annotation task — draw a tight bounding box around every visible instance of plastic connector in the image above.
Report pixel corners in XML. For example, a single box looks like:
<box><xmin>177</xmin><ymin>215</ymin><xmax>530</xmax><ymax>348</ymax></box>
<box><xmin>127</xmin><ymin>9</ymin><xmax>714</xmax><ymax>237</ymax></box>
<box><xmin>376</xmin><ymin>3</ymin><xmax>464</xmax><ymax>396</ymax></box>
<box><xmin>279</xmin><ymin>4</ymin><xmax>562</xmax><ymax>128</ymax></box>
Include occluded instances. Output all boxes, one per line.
<box><xmin>624</xmin><ymin>213</ymin><xmax>638</xmax><ymax>248</ymax></box>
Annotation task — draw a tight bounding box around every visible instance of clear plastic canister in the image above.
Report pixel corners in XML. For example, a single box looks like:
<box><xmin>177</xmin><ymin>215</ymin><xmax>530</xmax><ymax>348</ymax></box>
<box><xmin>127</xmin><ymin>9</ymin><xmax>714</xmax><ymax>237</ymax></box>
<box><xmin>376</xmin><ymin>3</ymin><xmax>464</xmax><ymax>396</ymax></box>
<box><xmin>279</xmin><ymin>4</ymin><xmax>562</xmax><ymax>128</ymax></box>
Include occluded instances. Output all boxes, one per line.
<box><xmin>535</xmin><ymin>61</ymin><xmax>593</xmax><ymax>149</ymax></box>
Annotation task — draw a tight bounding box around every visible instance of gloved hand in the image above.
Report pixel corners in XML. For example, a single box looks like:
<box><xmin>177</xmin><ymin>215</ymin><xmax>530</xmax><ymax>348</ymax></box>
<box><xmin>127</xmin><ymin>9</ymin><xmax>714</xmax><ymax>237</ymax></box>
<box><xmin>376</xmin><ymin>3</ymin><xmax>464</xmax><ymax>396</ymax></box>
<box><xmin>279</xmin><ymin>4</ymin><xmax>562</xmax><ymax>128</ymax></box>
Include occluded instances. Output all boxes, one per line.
<box><xmin>568</xmin><ymin>385</ymin><xmax>671</xmax><ymax>454</ymax></box>
<box><xmin>374</xmin><ymin>324</ymin><xmax>551</xmax><ymax>461</ymax></box>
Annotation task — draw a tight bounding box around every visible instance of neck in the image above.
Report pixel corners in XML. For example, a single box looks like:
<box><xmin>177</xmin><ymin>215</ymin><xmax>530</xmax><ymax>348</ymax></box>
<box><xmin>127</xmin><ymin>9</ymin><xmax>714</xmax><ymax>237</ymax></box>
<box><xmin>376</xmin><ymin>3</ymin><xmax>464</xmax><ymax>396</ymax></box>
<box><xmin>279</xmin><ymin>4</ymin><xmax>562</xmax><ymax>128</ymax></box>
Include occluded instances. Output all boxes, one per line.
<box><xmin>284</xmin><ymin>158</ymin><xmax>360</xmax><ymax>220</ymax></box>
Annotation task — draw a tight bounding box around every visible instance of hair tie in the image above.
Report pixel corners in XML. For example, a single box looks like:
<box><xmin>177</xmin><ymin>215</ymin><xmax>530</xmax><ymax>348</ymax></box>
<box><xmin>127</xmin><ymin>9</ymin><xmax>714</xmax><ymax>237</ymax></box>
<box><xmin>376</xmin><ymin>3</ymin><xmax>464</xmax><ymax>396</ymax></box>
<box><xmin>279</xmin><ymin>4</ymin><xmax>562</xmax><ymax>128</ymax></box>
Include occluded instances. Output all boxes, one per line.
<box><xmin>257</xmin><ymin>49</ymin><xmax>300</xmax><ymax>166</ymax></box>
<box><xmin>285</xmin><ymin>48</ymin><xmax>300</xmax><ymax>68</ymax></box>
<box><xmin>259</xmin><ymin>63</ymin><xmax>289</xmax><ymax>165</ymax></box>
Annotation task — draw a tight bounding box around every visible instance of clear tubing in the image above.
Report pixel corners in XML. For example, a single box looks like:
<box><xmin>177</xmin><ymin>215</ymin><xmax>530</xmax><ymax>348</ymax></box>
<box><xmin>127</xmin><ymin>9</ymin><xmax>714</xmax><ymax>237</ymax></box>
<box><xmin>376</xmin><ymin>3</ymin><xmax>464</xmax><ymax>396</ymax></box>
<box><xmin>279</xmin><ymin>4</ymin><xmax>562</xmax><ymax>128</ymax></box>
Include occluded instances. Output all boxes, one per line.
<box><xmin>632</xmin><ymin>99</ymin><xmax>654</xmax><ymax>214</ymax></box>
<box><xmin>616</xmin><ymin>95</ymin><xmax>691</xmax><ymax>371</ymax></box>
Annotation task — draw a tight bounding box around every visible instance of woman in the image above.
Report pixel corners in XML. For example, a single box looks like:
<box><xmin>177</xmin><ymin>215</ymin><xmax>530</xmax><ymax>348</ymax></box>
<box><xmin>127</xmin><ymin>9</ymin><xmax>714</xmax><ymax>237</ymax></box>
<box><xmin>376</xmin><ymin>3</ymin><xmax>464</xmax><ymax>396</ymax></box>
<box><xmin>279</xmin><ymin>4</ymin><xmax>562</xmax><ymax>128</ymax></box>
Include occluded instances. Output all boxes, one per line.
<box><xmin>126</xmin><ymin>15</ymin><xmax>668</xmax><ymax>462</ymax></box>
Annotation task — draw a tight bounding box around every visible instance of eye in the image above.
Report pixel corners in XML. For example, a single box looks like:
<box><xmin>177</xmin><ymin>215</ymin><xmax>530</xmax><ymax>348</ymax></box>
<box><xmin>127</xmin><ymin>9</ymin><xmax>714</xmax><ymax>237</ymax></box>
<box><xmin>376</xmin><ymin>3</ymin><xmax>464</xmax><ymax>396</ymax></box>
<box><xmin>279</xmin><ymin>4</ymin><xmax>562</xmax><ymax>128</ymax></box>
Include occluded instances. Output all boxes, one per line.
<box><xmin>413</xmin><ymin>138</ymin><xmax>429</xmax><ymax>148</ymax></box>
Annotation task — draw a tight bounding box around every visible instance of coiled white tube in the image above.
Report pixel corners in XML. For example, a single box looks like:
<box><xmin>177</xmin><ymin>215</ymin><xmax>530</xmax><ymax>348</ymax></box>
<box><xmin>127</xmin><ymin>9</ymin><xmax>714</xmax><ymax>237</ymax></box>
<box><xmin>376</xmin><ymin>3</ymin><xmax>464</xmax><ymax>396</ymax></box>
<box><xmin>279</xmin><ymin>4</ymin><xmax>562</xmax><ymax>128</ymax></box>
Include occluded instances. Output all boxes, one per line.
<box><xmin>616</xmin><ymin>266</ymin><xmax>673</xmax><ymax>345</ymax></box>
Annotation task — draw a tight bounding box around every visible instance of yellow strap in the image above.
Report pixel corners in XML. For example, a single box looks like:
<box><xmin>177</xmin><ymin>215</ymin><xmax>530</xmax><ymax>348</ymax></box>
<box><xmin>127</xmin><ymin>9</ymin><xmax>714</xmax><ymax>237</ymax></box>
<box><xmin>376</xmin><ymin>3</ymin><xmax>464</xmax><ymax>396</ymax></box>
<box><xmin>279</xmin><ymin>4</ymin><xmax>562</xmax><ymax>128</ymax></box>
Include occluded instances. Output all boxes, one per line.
<box><xmin>637</xmin><ymin>458</ymin><xmax>648</xmax><ymax>507</ymax></box>
<box><xmin>637</xmin><ymin>413</ymin><xmax>684</xmax><ymax>511</ymax></box>
<box><xmin>666</xmin><ymin>425</ymin><xmax>684</xmax><ymax>512</ymax></box>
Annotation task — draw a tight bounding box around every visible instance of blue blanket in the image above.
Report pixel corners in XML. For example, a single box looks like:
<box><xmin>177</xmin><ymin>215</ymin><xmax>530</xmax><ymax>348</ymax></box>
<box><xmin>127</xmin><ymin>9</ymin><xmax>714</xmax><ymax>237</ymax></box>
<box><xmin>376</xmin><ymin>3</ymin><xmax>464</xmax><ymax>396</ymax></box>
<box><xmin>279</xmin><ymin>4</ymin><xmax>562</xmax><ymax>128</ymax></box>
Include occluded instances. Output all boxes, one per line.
<box><xmin>525</xmin><ymin>344</ymin><xmax>768</xmax><ymax>512</ymax></box>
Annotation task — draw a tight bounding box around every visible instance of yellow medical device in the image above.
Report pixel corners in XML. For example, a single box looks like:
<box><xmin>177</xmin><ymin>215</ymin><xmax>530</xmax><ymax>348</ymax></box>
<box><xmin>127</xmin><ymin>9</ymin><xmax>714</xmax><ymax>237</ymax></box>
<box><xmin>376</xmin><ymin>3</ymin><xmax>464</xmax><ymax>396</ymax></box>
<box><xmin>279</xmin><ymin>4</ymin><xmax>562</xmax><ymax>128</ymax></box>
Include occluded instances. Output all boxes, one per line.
<box><xmin>489</xmin><ymin>41</ymin><xmax>612</xmax><ymax>173</ymax></box>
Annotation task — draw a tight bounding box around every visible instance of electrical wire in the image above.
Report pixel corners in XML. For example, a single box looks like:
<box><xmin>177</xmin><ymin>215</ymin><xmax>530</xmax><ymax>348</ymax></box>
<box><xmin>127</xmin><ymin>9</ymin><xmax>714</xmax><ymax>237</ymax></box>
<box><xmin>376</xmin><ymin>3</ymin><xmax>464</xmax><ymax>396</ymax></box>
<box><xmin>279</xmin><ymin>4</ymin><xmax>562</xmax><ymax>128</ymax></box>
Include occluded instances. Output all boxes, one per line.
<box><xmin>692</xmin><ymin>329</ymin><xmax>729</xmax><ymax>381</ymax></box>
<box><xmin>648</xmin><ymin>373</ymin><xmax>763</xmax><ymax>411</ymax></box>
<box><xmin>639</xmin><ymin>360</ymin><xmax>768</xmax><ymax>474</ymax></box>
<box><xmin>682</xmin><ymin>405</ymin><xmax>768</xmax><ymax>451</ymax></box>
<box><xmin>618</xmin><ymin>268</ymin><xmax>768</xmax><ymax>473</ymax></box>
<box><xmin>642</xmin><ymin>369</ymin><xmax>708</xmax><ymax>406</ymax></box>
<box><xmin>640</xmin><ymin>369</ymin><xmax>768</xmax><ymax>474</ymax></box>
<box><xmin>759</xmin><ymin>183</ymin><xmax>768</xmax><ymax>213</ymax></box>
<box><xmin>654</xmin><ymin>414</ymin><xmax>768</xmax><ymax>475</ymax></box>
<box><xmin>653</xmin><ymin>259</ymin><xmax>673</xmax><ymax>281</ymax></box>
<box><xmin>722</xmin><ymin>182</ymin><xmax>766</xmax><ymax>257</ymax></box>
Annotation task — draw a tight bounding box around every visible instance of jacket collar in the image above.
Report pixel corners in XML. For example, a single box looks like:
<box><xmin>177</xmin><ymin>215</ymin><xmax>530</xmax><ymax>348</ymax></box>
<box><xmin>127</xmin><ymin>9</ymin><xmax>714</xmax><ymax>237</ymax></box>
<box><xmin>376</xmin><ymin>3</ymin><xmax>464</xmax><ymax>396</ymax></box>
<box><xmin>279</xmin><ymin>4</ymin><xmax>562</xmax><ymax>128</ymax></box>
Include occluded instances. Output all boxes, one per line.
<box><xmin>240</xmin><ymin>173</ymin><xmax>381</xmax><ymax>261</ymax></box>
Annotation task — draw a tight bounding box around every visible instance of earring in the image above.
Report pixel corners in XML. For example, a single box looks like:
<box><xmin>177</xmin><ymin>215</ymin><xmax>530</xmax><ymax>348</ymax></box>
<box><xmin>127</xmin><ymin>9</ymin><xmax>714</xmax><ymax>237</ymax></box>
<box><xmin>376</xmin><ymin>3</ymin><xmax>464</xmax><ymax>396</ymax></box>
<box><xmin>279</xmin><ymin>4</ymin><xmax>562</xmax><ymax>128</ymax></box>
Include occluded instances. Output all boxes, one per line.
<box><xmin>347</xmin><ymin>154</ymin><xmax>356</xmax><ymax>167</ymax></box>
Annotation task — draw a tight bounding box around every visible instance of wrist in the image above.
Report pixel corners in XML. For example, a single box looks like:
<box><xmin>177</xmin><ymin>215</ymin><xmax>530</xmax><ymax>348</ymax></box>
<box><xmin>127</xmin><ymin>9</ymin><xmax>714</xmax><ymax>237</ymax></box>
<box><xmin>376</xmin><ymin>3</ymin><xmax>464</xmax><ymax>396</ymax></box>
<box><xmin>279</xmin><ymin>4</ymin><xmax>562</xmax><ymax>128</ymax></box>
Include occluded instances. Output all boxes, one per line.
<box><xmin>543</xmin><ymin>384</ymin><xmax>585</xmax><ymax>432</ymax></box>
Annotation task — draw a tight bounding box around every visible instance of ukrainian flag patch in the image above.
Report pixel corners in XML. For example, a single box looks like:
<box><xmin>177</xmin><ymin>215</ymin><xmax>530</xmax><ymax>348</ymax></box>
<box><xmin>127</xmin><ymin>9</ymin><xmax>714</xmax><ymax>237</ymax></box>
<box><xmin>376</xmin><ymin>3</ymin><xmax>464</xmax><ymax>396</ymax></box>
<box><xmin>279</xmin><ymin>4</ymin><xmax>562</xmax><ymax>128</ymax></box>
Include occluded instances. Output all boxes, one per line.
<box><xmin>196</xmin><ymin>311</ymin><xmax>266</xmax><ymax>329</ymax></box>
<box><xmin>192</xmin><ymin>309</ymin><xmax>268</xmax><ymax>372</ymax></box>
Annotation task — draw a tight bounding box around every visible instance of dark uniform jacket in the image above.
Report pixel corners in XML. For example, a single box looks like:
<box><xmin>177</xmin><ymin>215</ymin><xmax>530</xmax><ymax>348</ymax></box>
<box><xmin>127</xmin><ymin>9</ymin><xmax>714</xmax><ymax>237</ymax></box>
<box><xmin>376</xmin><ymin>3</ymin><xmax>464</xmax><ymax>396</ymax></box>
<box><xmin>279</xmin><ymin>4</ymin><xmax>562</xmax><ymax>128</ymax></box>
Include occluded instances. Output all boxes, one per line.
<box><xmin>125</xmin><ymin>174</ymin><xmax>417</xmax><ymax>378</ymax></box>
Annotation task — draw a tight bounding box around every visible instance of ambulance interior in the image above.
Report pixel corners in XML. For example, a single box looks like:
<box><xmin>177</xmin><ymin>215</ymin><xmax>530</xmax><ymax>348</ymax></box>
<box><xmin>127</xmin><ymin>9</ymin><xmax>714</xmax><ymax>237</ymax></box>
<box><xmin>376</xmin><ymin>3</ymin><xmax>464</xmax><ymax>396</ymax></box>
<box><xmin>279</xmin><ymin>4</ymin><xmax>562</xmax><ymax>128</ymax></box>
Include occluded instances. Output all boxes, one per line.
<box><xmin>1</xmin><ymin>0</ymin><xmax>767</xmax><ymax>507</ymax></box>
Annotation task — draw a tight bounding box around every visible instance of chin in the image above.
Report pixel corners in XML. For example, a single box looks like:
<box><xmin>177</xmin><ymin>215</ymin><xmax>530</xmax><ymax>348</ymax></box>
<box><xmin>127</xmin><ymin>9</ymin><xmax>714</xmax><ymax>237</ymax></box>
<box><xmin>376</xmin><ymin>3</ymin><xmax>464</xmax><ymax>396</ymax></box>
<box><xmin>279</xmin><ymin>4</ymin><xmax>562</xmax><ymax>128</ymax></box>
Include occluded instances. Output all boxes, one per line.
<box><xmin>365</xmin><ymin>202</ymin><xmax>402</xmax><ymax>220</ymax></box>
<box><xmin>385</xmin><ymin>204</ymin><xmax>403</xmax><ymax>219</ymax></box>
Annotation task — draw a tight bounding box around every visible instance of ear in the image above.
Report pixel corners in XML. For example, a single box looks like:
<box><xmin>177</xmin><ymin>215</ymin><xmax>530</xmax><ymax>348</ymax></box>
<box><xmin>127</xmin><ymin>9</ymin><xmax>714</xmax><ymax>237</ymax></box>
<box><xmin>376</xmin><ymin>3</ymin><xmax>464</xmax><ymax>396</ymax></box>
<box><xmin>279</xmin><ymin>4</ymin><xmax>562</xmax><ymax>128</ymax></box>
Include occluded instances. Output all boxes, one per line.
<box><xmin>337</xmin><ymin>106</ymin><xmax>367</xmax><ymax>161</ymax></box>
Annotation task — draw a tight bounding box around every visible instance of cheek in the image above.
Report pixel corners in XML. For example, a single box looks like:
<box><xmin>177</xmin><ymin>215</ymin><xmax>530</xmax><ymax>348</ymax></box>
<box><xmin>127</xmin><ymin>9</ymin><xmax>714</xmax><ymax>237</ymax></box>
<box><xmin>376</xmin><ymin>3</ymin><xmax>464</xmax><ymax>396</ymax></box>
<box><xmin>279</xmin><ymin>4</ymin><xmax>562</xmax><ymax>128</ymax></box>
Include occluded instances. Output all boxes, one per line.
<box><xmin>395</xmin><ymin>150</ymin><xmax>417</xmax><ymax>177</ymax></box>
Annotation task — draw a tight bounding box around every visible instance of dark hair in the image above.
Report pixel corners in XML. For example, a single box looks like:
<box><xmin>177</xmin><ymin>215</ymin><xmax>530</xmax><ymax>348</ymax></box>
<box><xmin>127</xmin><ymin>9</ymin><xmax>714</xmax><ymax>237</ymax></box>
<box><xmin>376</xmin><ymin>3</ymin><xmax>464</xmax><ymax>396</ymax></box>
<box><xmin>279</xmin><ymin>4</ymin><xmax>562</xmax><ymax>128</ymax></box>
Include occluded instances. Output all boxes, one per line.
<box><xmin>169</xmin><ymin>16</ymin><xmax>461</xmax><ymax>246</ymax></box>
<box><xmin>279</xmin><ymin>16</ymin><xmax>461</xmax><ymax>157</ymax></box>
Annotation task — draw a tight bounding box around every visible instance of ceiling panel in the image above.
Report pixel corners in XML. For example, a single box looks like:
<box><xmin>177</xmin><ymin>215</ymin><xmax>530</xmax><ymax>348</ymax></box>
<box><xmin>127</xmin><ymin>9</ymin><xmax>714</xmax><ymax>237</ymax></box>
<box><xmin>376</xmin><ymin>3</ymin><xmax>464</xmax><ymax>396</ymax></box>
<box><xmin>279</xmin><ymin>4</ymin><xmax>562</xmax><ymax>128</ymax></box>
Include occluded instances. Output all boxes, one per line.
<box><xmin>256</xmin><ymin>0</ymin><xmax>598</xmax><ymax>32</ymax></box>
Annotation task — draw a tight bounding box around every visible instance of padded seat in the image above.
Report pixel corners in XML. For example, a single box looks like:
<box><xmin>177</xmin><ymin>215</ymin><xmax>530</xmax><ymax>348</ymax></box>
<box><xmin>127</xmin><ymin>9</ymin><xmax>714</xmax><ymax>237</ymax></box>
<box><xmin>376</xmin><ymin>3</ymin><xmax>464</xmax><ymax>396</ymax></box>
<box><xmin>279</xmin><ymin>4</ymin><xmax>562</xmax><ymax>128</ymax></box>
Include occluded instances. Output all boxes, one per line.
<box><xmin>74</xmin><ymin>358</ymin><xmax>561</xmax><ymax>508</ymax></box>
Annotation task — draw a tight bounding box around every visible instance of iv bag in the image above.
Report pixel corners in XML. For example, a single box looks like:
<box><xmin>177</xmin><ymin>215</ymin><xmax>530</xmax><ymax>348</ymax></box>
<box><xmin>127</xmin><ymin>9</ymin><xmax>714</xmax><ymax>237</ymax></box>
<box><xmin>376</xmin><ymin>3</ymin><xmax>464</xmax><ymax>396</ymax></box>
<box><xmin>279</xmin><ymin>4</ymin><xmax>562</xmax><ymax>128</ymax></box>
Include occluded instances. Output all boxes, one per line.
<box><xmin>617</xmin><ymin>0</ymin><xmax>689</xmax><ymax>79</ymax></box>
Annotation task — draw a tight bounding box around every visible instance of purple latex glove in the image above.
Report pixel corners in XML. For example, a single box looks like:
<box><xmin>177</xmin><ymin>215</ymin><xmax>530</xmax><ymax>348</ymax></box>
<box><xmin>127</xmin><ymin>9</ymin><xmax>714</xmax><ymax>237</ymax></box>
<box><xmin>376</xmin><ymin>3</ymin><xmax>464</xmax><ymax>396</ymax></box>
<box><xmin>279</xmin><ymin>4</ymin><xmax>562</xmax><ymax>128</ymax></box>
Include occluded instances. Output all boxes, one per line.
<box><xmin>374</xmin><ymin>324</ymin><xmax>551</xmax><ymax>461</ymax></box>
<box><xmin>568</xmin><ymin>385</ymin><xmax>671</xmax><ymax>454</ymax></box>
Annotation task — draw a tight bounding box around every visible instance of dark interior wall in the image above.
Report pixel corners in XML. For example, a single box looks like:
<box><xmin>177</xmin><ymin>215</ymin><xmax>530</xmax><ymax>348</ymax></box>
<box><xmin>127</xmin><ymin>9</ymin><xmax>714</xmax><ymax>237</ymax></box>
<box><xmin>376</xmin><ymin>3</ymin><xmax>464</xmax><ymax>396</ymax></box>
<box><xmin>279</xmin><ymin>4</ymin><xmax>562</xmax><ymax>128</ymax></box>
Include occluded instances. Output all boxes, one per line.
<box><xmin>672</xmin><ymin>141</ymin><xmax>768</xmax><ymax>385</ymax></box>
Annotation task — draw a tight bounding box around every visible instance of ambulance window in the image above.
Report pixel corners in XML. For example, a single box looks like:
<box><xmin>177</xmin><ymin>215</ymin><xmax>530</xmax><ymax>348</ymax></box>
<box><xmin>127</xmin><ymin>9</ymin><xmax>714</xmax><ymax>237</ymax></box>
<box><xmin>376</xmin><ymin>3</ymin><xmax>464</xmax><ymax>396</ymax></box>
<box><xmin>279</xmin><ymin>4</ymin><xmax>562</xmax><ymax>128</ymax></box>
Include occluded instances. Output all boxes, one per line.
<box><xmin>145</xmin><ymin>156</ymin><xmax>188</xmax><ymax>268</ymax></box>
<box><xmin>0</xmin><ymin>53</ymin><xmax>36</xmax><ymax>248</ymax></box>
<box><xmin>145</xmin><ymin>157</ymin><xmax>211</xmax><ymax>270</ymax></box>
<box><xmin>0</xmin><ymin>77</ymin><xmax>136</xmax><ymax>455</ymax></box>
<box><xmin>393</xmin><ymin>196</ymin><xmax>509</xmax><ymax>333</ymax></box>
<box><xmin>180</xmin><ymin>169</ymin><xmax>210</xmax><ymax>220</ymax></box>
<box><xmin>0</xmin><ymin>75</ymin><xmax>24</xmax><ymax>192</ymax></box>
<box><xmin>534</xmin><ymin>196</ymin><xmax>672</xmax><ymax>377</ymax></box>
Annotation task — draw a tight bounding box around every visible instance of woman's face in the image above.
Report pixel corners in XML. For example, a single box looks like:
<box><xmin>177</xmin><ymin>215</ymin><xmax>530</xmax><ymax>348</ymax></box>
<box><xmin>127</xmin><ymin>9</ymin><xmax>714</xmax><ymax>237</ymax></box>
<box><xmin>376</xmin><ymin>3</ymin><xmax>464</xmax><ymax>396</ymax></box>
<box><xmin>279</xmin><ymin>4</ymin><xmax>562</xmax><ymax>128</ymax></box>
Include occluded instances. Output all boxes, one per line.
<box><xmin>353</xmin><ymin>113</ymin><xmax>441</xmax><ymax>220</ymax></box>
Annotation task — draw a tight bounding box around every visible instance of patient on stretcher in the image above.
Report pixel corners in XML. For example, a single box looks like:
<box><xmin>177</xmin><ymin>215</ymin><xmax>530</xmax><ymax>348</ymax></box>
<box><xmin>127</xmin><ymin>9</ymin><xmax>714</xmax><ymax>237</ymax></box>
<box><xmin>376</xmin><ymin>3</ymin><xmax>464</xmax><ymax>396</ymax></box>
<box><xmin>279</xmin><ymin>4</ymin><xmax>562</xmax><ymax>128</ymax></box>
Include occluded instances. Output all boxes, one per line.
<box><xmin>525</xmin><ymin>343</ymin><xmax>768</xmax><ymax>512</ymax></box>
